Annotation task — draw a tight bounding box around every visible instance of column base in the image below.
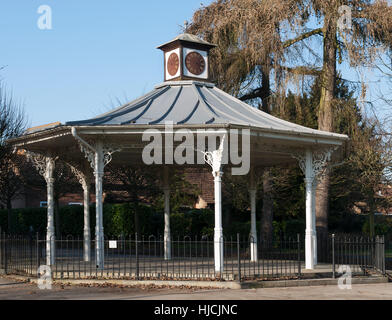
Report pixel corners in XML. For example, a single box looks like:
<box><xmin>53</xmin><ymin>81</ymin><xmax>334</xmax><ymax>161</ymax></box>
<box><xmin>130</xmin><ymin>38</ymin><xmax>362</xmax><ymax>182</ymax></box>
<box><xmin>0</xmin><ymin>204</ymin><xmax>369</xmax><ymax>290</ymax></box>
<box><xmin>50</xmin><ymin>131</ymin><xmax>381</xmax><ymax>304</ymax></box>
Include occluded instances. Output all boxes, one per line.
<box><xmin>46</xmin><ymin>231</ymin><xmax>55</xmax><ymax>266</ymax></box>
<box><xmin>305</xmin><ymin>230</ymin><xmax>315</xmax><ymax>270</ymax></box>
<box><xmin>95</xmin><ymin>227</ymin><xmax>104</xmax><ymax>270</ymax></box>
<box><xmin>164</xmin><ymin>235</ymin><xmax>171</xmax><ymax>261</ymax></box>
<box><xmin>250</xmin><ymin>241</ymin><xmax>258</xmax><ymax>262</ymax></box>
<box><xmin>214</xmin><ymin>229</ymin><xmax>224</xmax><ymax>273</ymax></box>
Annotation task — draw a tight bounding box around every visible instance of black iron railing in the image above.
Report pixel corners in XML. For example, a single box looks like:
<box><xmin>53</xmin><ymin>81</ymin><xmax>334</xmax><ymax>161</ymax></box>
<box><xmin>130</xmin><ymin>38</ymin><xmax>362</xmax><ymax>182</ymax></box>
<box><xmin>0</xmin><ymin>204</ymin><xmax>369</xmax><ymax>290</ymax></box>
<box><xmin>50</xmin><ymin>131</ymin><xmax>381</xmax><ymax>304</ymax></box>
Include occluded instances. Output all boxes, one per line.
<box><xmin>385</xmin><ymin>235</ymin><xmax>392</xmax><ymax>271</ymax></box>
<box><xmin>0</xmin><ymin>232</ymin><xmax>386</xmax><ymax>281</ymax></box>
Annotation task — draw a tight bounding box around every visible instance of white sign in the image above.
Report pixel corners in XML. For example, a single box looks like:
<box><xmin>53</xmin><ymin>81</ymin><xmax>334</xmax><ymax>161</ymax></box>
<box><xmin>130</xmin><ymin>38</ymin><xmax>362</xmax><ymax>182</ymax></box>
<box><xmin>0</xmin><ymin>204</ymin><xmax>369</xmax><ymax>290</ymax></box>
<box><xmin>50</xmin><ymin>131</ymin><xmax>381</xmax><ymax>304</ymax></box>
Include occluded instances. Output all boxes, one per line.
<box><xmin>109</xmin><ymin>241</ymin><xmax>117</xmax><ymax>249</ymax></box>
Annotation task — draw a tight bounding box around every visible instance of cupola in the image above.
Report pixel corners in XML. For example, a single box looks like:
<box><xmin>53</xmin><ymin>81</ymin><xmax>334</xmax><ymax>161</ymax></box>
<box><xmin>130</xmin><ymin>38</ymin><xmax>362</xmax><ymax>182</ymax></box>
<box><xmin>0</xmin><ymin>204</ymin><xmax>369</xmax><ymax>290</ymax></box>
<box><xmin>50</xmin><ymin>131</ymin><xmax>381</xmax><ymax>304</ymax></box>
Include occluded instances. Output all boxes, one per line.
<box><xmin>157</xmin><ymin>33</ymin><xmax>216</xmax><ymax>82</ymax></box>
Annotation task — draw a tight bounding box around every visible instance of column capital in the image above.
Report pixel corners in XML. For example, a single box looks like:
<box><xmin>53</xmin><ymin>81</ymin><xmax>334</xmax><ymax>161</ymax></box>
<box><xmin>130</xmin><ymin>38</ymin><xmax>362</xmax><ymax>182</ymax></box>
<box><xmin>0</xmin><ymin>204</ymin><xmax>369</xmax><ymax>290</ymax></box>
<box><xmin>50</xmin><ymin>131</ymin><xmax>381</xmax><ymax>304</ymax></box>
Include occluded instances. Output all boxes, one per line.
<box><xmin>26</xmin><ymin>151</ymin><xmax>57</xmax><ymax>183</ymax></box>
<box><xmin>94</xmin><ymin>170</ymin><xmax>105</xmax><ymax>178</ymax></box>
<box><xmin>292</xmin><ymin>146</ymin><xmax>338</xmax><ymax>186</ymax></box>
<box><xmin>213</xmin><ymin>171</ymin><xmax>224</xmax><ymax>178</ymax></box>
<box><xmin>75</xmin><ymin>139</ymin><xmax>122</xmax><ymax>172</ymax></box>
<box><xmin>201</xmin><ymin>134</ymin><xmax>226</xmax><ymax>176</ymax></box>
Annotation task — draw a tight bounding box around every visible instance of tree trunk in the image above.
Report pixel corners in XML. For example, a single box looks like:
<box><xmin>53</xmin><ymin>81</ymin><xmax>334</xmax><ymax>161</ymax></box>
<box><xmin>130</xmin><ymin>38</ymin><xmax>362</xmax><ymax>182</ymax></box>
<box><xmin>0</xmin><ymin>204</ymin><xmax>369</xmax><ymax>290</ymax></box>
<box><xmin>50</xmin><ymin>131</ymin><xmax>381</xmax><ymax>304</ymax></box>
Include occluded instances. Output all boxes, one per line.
<box><xmin>369</xmin><ymin>196</ymin><xmax>376</xmax><ymax>238</ymax></box>
<box><xmin>259</xmin><ymin>63</ymin><xmax>274</xmax><ymax>243</ymax></box>
<box><xmin>260</xmin><ymin>63</ymin><xmax>271</xmax><ymax>113</ymax></box>
<box><xmin>369</xmin><ymin>212</ymin><xmax>375</xmax><ymax>238</ymax></box>
<box><xmin>134</xmin><ymin>202</ymin><xmax>141</xmax><ymax>236</ymax></box>
<box><xmin>260</xmin><ymin>170</ymin><xmax>273</xmax><ymax>242</ymax></box>
<box><xmin>223</xmin><ymin>205</ymin><xmax>232</xmax><ymax>233</ymax></box>
<box><xmin>6</xmin><ymin>198</ymin><xmax>12</xmax><ymax>234</ymax></box>
<box><xmin>316</xmin><ymin>11</ymin><xmax>338</xmax><ymax>235</ymax></box>
<box><xmin>315</xmin><ymin>173</ymin><xmax>330</xmax><ymax>236</ymax></box>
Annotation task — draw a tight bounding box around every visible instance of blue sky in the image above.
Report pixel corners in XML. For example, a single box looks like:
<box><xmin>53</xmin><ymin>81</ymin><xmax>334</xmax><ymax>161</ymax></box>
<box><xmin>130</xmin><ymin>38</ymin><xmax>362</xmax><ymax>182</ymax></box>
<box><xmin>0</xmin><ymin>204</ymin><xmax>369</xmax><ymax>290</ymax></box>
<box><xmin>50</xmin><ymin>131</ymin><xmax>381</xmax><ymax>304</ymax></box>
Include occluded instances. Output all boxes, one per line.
<box><xmin>0</xmin><ymin>1</ymin><xmax>390</xmax><ymax>128</ymax></box>
<box><xmin>0</xmin><ymin>1</ymin><xmax>213</xmax><ymax>127</ymax></box>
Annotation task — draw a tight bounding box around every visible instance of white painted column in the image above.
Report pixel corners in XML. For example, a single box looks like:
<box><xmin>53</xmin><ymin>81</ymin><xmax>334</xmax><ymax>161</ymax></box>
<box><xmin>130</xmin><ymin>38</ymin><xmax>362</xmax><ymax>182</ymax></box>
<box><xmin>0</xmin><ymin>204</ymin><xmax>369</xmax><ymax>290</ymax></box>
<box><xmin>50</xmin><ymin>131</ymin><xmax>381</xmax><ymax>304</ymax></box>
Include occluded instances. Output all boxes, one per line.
<box><xmin>70</xmin><ymin>165</ymin><xmax>91</xmax><ymax>262</ymax></box>
<box><xmin>202</xmin><ymin>135</ymin><xmax>226</xmax><ymax>274</ymax></box>
<box><xmin>83</xmin><ymin>179</ymin><xmax>91</xmax><ymax>262</ymax></box>
<box><xmin>249</xmin><ymin>189</ymin><xmax>258</xmax><ymax>262</ymax></box>
<box><xmin>163</xmin><ymin>167</ymin><xmax>171</xmax><ymax>260</ymax></box>
<box><xmin>304</xmin><ymin>149</ymin><xmax>315</xmax><ymax>270</ymax></box>
<box><xmin>213</xmin><ymin>170</ymin><xmax>224</xmax><ymax>274</ymax></box>
<box><xmin>249</xmin><ymin>168</ymin><xmax>258</xmax><ymax>262</ymax></box>
<box><xmin>312</xmin><ymin>181</ymin><xmax>317</xmax><ymax>266</ymax></box>
<box><xmin>45</xmin><ymin>158</ymin><xmax>56</xmax><ymax>266</ymax></box>
<box><xmin>293</xmin><ymin>147</ymin><xmax>336</xmax><ymax>269</ymax></box>
<box><xmin>95</xmin><ymin>141</ymin><xmax>105</xmax><ymax>269</ymax></box>
<box><xmin>71</xmin><ymin>128</ymin><xmax>121</xmax><ymax>269</ymax></box>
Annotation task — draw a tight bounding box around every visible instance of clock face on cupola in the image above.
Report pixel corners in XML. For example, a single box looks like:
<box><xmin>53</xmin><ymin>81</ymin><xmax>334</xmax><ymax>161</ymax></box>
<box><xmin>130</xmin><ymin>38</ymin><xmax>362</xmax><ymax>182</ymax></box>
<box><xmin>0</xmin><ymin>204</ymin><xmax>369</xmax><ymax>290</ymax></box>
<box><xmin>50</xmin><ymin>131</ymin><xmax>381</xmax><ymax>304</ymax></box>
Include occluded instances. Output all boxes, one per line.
<box><xmin>157</xmin><ymin>33</ymin><xmax>216</xmax><ymax>82</ymax></box>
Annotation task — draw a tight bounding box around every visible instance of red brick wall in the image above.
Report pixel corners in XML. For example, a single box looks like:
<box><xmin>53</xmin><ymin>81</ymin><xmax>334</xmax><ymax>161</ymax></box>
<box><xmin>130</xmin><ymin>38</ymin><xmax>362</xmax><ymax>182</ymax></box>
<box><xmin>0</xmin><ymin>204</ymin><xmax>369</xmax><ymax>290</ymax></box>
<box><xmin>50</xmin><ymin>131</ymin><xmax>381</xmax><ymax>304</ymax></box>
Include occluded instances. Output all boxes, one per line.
<box><xmin>184</xmin><ymin>168</ymin><xmax>214</xmax><ymax>205</ymax></box>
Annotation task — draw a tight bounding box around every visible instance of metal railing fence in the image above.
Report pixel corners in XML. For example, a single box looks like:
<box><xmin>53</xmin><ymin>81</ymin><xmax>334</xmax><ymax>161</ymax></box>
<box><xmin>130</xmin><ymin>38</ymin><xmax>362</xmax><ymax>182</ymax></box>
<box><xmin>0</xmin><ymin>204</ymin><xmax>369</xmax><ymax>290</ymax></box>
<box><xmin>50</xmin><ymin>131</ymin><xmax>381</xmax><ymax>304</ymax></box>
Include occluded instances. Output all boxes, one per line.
<box><xmin>0</xmin><ymin>232</ymin><xmax>385</xmax><ymax>281</ymax></box>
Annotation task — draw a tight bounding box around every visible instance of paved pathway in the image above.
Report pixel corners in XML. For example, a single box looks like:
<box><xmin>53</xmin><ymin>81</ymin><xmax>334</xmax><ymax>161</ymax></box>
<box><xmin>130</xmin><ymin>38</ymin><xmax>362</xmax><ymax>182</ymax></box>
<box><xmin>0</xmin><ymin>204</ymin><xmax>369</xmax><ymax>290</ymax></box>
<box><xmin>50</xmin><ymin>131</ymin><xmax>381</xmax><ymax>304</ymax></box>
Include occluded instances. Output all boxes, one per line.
<box><xmin>0</xmin><ymin>277</ymin><xmax>391</xmax><ymax>300</ymax></box>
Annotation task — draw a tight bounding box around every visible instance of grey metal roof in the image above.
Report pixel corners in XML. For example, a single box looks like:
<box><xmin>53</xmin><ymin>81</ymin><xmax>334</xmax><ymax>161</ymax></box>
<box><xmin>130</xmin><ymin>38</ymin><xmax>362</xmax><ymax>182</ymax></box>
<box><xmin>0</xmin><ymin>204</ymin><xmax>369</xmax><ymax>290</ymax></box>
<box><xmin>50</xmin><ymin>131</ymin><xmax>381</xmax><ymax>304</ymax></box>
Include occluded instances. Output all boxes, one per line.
<box><xmin>157</xmin><ymin>33</ymin><xmax>216</xmax><ymax>49</ymax></box>
<box><xmin>65</xmin><ymin>81</ymin><xmax>347</xmax><ymax>140</ymax></box>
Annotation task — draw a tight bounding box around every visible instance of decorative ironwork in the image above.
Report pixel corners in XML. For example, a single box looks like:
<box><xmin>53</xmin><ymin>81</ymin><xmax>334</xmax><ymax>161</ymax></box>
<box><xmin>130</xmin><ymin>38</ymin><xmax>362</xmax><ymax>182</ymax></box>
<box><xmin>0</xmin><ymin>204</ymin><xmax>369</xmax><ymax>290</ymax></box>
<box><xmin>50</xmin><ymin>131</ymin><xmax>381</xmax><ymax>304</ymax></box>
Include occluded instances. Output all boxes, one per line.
<box><xmin>26</xmin><ymin>152</ymin><xmax>47</xmax><ymax>178</ymax></box>
<box><xmin>78</xmin><ymin>141</ymin><xmax>95</xmax><ymax>171</ymax></box>
<box><xmin>292</xmin><ymin>146</ymin><xmax>338</xmax><ymax>184</ymax></box>
<box><xmin>76</xmin><ymin>140</ymin><xmax>122</xmax><ymax>171</ymax></box>
<box><xmin>26</xmin><ymin>151</ymin><xmax>57</xmax><ymax>183</ymax></box>
<box><xmin>102</xmin><ymin>144</ymin><xmax>122</xmax><ymax>167</ymax></box>
<box><xmin>201</xmin><ymin>134</ymin><xmax>226</xmax><ymax>174</ymax></box>
<box><xmin>69</xmin><ymin>164</ymin><xmax>91</xmax><ymax>189</ymax></box>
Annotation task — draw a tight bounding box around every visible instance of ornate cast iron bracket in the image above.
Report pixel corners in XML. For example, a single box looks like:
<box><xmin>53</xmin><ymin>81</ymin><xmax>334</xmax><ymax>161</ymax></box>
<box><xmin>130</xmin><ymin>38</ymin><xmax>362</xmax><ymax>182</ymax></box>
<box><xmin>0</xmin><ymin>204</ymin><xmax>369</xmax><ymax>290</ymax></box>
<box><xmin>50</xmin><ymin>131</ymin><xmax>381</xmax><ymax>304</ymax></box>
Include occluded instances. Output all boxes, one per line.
<box><xmin>76</xmin><ymin>140</ymin><xmax>122</xmax><ymax>172</ymax></box>
<box><xmin>102</xmin><ymin>144</ymin><xmax>122</xmax><ymax>168</ymax></box>
<box><xmin>200</xmin><ymin>134</ymin><xmax>226</xmax><ymax>175</ymax></box>
<box><xmin>26</xmin><ymin>151</ymin><xmax>57</xmax><ymax>183</ymax></box>
<box><xmin>69</xmin><ymin>164</ymin><xmax>92</xmax><ymax>190</ymax></box>
<box><xmin>292</xmin><ymin>146</ymin><xmax>339</xmax><ymax>185</ymax></box>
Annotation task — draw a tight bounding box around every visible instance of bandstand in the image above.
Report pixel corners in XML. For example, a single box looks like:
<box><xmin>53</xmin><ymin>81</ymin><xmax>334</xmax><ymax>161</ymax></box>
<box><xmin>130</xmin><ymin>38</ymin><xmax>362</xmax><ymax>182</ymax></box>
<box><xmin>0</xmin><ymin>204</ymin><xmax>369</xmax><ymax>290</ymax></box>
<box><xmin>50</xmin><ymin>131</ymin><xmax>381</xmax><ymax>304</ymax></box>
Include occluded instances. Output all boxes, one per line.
<box><xmin>8</xmin><ymin>33</ymin><xmax>349</xmax><ymax>274</ymax></box>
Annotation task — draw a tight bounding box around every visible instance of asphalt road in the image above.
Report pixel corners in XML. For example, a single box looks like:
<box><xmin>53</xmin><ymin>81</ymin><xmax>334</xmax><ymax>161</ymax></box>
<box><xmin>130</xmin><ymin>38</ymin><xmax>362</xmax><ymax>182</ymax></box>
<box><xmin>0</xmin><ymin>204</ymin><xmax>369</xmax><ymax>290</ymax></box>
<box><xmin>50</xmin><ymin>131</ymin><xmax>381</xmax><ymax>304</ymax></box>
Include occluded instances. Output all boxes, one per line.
<box><xmin>0</xmin><ymin>277</ymin><xmax>391</xmax><ymax>300</ymax></box>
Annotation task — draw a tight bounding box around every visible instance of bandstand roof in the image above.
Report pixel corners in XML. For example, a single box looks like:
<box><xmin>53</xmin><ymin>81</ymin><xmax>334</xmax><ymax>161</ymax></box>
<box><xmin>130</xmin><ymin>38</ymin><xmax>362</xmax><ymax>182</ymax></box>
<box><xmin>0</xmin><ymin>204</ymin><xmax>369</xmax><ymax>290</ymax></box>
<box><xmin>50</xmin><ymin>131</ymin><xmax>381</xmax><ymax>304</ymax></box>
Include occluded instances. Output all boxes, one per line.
<box><xmin>8</xmin><ymin>33</ymin><xmax>349</xmax><ymax>169</ymax></box>
<box><xmin>64</xmin><ymin>80</ymin><xmax>346</xmax><ymax>142</ymax></box>
<box><xmin>8</xmin><ymin>80</ymin><xmax>349</xmax><ymax>168</ymax></box>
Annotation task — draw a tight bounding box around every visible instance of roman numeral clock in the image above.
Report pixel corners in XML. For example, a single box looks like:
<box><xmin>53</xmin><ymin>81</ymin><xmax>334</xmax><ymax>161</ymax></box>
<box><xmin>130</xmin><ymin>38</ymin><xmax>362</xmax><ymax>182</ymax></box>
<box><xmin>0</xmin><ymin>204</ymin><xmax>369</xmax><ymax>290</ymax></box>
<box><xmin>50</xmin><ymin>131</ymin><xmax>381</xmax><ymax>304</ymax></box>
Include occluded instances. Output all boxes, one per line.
<box><xmin>157</xmin><ymin>33</ymin><xmax>216</xmax><ymax>82</ymax></box>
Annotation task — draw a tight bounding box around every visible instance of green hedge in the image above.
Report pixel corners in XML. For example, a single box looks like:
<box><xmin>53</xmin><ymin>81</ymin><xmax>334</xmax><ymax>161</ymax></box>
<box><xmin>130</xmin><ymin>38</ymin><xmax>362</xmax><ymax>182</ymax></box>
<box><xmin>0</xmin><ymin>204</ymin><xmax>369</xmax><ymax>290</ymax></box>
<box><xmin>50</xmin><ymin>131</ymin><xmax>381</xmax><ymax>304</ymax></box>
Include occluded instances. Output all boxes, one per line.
<box><xmin>362</xmin><ymin>216</ymin><xmax>392</xmax><ymax>236</ymax></box>
<box><xmin>0</xmin><ymin>205</ymin><xmax>252</xmax><ymax>237</ymax></box>
<box><xmin>0</xmin><ymin>205</ymin><xmax>215</xmax><ymax>237</ymax></box>
<box><xmin>0</xmin><ymin>208</ymin><xmax>47</xmax><ymax>235</ymax></box>
<box><xmin>2</xmin><ymin>204</ymin><xmax>386</xmax><ymax>238</ymax></box>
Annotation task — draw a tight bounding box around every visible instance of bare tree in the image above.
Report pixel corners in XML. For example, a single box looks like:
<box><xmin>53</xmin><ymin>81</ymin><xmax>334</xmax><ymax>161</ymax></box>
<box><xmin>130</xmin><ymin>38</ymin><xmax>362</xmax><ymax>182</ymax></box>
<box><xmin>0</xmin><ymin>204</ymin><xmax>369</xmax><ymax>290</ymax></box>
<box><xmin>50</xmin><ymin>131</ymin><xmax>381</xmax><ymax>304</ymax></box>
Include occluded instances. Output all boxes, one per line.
<box><xmin>0</xmin><ymin>83</ymin><xmax>28</xmax><ymax>232</ymax></box>
<box><xmin>188</xmin><ymin>0</ymin><xmax>392</xmax><ymax>236</ymax></box>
